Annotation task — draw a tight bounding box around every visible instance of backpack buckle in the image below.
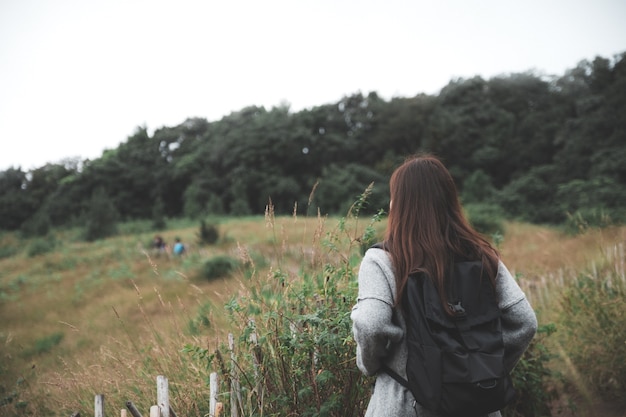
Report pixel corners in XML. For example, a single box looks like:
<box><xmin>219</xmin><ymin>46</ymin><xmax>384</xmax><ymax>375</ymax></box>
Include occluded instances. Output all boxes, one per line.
<box><xmin>448</xmin><ymin>301</ymin><xmax>467</xmax><ymax>319</ymax></box>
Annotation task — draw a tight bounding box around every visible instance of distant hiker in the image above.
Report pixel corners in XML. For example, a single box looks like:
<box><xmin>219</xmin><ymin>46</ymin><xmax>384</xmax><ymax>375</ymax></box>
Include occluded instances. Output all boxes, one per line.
<box><xmin>351</xmin><ymin>154</ymin><xmax>537</xmax><ymax>417</ymax></box>
<box><xmin>173</xmin><ymin>237</ymin><xmax>186</xmax><ymax>256</ymax></box>
<box><xmin>153</xmin><ymin>235</ymin><xmax>167</xmax><ymax>255</ymax></box>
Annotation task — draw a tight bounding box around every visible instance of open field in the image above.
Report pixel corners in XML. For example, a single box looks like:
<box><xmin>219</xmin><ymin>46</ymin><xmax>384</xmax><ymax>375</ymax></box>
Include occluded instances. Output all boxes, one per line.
<box><xmin>1</xmin><ymin>216</ymin><xmax>625</xmax><ymax>416</ymax></box>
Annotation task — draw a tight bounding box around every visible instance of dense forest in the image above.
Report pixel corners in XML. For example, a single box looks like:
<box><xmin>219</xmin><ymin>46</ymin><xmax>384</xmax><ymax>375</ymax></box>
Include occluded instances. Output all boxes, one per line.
<box><xmin>1</xmin><ymin>52</ymin><xmax>625</xmax><ymax>236</ymax></box>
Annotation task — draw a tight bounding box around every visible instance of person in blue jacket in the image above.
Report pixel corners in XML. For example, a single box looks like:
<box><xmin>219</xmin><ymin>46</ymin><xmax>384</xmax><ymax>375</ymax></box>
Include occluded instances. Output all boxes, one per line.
<box><xmin>173</xmin><ymin>237</ymin><xmax>186</xmax><ymax>256</ymax></box>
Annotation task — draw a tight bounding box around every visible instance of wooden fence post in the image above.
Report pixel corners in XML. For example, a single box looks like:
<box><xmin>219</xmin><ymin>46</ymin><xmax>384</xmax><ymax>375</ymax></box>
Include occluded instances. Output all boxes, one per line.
<box><xmin>156</xmin><ymin>375</ymin><xmax>170</xmax><ymax>417</ymax></box>
<box><xmin>149</xmin><ymin>405</ymin><xmax>160</xmax><ymax>417</ymax></box>
<box><xmin>210</xmin><ymin>372</ymin><xmax>218</xmax><ymax>417</ymax></box>
<box><xmin>249</xmin><ymin>319</ymin><xmax>262</xmax><ymax>402</ymax></box>
<box><xmin>228</xmin><ymin>333</ymin><xmax>240</xmax><ymax>417</ymax></box>
<box><xmin>94</xmin><ymin>394</ymin><xmax>104</xmax><ymax>417</ymax></box>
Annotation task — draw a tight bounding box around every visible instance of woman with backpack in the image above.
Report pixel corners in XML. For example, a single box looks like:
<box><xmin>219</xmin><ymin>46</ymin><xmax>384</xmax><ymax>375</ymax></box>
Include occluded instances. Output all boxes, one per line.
<box><xmin>350</xmin><ymin>154</ymin><xmax>537</xmax><ymax>417</ymax></box>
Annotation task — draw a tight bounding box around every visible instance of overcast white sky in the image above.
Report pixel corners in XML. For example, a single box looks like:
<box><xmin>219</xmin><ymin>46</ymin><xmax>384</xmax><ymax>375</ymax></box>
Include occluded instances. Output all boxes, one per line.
<box><xmin>1</xmin><ymin>0</ymin><xmax>625</xmax><ymax>171</ymax></box>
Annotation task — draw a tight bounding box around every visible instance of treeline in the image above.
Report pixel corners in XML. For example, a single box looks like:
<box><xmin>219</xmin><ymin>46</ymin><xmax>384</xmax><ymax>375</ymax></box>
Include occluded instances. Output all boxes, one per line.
<box><xmin>1</xmin><ymin>52</ymin><xmax>625</xmax><ymax>236</ymax></box>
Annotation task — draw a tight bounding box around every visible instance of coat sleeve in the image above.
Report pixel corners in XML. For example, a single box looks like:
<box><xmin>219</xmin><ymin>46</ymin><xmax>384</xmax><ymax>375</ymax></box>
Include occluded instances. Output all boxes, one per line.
<box><xmin>496</xmin><ymin>261</ymin><xmax>538</xmax><ymax>373</ymax></box>
<box><xmin>351</xmin><ymin>249</ymin><xmax>404</xmax><ymax>376</ymax></box>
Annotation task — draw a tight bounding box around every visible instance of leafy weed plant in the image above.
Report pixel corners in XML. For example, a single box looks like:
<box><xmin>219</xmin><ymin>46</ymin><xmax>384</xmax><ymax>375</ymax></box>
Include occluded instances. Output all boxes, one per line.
<box><xmin>185</xmin><ymin>188</ymin><xmax>380</xmax><ymax>417</ymax></box>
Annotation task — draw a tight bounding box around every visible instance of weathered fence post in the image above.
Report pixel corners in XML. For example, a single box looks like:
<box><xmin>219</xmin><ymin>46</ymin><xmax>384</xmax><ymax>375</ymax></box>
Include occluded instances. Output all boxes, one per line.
<box><xmin>156</xmin><ymin>375</ymin><xmax>170</xmax><ymax>417</ymax></box>
<box><xmin>149</xmin><ymin>405</ymin><xmax>159</xmax><ymax>417</ymax></box>
<box><xmin>228</xmin><ymin>333</ymin><xmax>240</xmax><ymax>417</ymax></box>
<box><xmin>250</xmin><ymin>319</ymin><xmax>264</xmax><ymax>406</ymax></box>
<box><xmin>121</xmin><ymin>409</ymin><xmax>128</xmax><ymax>417</ymax></box>
<box><xmin>249</xmin><ymin>319</ymin><xmax>262</xmax><ymax>399</ymax></box>
<box><xmin>94</xmin><ymin>394</ymin><xmax>105</xmax><ymax>417</ymax></box>
<box><xmin>210</xmin><ymin>372</ymin><xmax>219</xmax><ymax>416</ymax></box>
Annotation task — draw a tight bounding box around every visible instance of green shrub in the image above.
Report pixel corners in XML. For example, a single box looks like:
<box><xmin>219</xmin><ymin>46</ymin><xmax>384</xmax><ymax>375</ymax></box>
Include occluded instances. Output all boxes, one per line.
<box><xmin>197</xmin><ymin>220</ymin><xmax>219</xmax><ymax>246</ymax></box>
<box><xmin>20</xmin><ymin>211</ymin><xmax>51</xmax><ymax>238</ymax></box>
<box><xmin>202</xmin><ymin>256</ymin><xmax>240</xmax><ymax>281</ymax></box>
<box><xmin>27</xmin><ymin>236</ymin><xmax>57</xmax><ymax>257</ymax></box>
<box><xmin>461</xmin><ymin>169</ymin><xmax>496</xmax><ymax>204</ymax></box>
<box><xmin>557</xmin><ymin>177</ymin><xmax>626</xmax><ymax>229</ymax></box>
<box><xmin>496</xmin><ymin>167</ymin><xmax>563</xmax><ymax>224</ymax></box>
<box><xmin>504</xmin><ymin>323</ymin><xmax>558</xmax><ymax>417</ymax></box>
<box><xmin>187</xmin><ymin>301</ymin><xmax>213</xmax><ymax>335</ymax></box>
<box><xmin>563</xmin><ymin>208</ymin><xmax>622</xmax><ymax>235</ymax></box>
<box><xmin>358</xmin><ymin>209</ymin><xmax>385</xmax><ymax>255</ymax></box>
<box><xmin>83</xmin><ymin>187</ymin><xmax>118</xmax><ymax>241</ymax></box>
<box><xmin>465</xmin><ymin>203</ymin><xmax>506</xmax><ymax>236</ymax></box>
<box><xmin>22</xmin><ymin>332</ymin><xmax>64</xmax><ymax>357</ymax></box>
<box><xmin>0</xmin><ymin>244</ymin><xmax>18</xmax><ymax>259</ymax></box>
<box><xmin>151</xmin><ymin>197</ymin><xmax>167</xmax><ymax>230</ymax></box>
<box><xmin>558</xmin><ymin>263</ymin><xmax>626</xmax><ymax>401</ymax></box>
<box><xmin>117</xmin><ymin>219</ymin><xmax>154</xmax><ymax>235</ymax></box>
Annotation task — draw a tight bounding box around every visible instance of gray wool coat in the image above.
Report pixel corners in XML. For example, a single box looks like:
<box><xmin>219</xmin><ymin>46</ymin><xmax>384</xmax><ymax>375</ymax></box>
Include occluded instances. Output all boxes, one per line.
<box><xmin>351</xmin><ymin>248</ymin><xmax>538</xmax><ymax>417</ymax></box>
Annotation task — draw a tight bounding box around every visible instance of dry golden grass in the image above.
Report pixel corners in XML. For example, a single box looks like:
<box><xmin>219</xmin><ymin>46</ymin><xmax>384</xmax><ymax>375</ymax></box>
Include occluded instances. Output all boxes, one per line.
<box><xmin>498</xmin><ymin>222</ymin><xmax>626</xmax><ymax>321</ymax></box>
<box><xmin>500</xmin><ymin>222</ymin><xmax>625</xmax><ymax>277</ymax></box>
<box><xmin>0</xmin><ymin>215</ymin><xmax>356</xmax><ymax>415</ymax></box>
<box><xmin>1</xmin><ymin>217</ymin><xmax>624</xmax><ymax>416</ymax></box>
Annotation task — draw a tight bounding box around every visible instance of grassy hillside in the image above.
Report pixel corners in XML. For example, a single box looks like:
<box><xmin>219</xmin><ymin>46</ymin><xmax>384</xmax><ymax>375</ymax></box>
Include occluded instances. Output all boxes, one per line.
<box><xmin>1</xmin><ymin>216</ymin><xmax>624</xmax><ymax>416</ymax></box>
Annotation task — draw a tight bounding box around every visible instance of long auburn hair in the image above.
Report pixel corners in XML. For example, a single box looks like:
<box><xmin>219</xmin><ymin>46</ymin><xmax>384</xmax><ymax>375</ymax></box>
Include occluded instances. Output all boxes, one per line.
<box><xmin>383</xmin><ymin>154</ymin><xmax>499</xmax><ymax>315</ymax></box>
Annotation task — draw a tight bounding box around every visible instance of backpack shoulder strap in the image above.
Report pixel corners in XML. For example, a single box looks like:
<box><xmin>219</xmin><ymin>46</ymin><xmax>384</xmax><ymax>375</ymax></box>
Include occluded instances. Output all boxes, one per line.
<box><xmin>380</xmin><ymin>363</ymin><xmax>410</xmax><ymax>389</ymax></box>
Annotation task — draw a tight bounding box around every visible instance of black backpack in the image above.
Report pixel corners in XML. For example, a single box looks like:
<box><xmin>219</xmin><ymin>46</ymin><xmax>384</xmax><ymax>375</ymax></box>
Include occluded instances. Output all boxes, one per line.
<box><xmin>374</xmin><ymin>245</ymin><xmax>516</xmax><ymax>417</ymax></box>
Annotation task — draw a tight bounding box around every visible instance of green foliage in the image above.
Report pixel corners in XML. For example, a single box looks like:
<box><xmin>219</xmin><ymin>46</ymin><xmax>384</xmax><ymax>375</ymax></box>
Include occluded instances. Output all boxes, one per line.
<box><xmin>83</xmin><ymin>187</ymin><xmax>119</xmax><ymax>241</ymax></box>
<box><xmin>202</xmin><ymin>256</ymin><xmax>241</xmax><ymax>281</ymax></box>
<box><xmin>197</xmin><ymin>220</ymin><xmax>219</xmax><ymax>245</ymax></box>
<box><xmin>0</xmin><ymin>244</ymin><xmax>18</xmax><ymax>259</ymax></box>
<box><xmin>0</xmin><ymin>167</ymin><xmax>36</xmax><ymax>231</ymax></box>
<box><xmin>0</xmin><ymin>361</ymin><xmax>49</xmax><ymax>416</ymax></box>
<box><xmin>186</xmin><ymin>204</ymin><xmax>380</xmax><ymax>416</ymax></box>
<box><xmin>558</xmin><ymin>177</ymin><xmax>626</xmax><ymax>234</ymax></box>
<box><xmin>27</xmin><ymin>235</ymin><xmax>58</xmax><ymax>257</ymax></box>
<box><xmin>20</xmin><ymin>210</ymin><xmax>51</xmax><ymax>238</ymax></box>
<box><xmin>205</xmin><ymin>194</ymin><xmax>225</xmax><ymax>216</ymax></box>
<box><xmin>183</xmin><ymin>181</ymin><xmax>224</xmax><ymax>218</ymax></box>
<box><xmin>315</xmin><ymin>164</ymin><xmax>388</xmax><ymax>215</ymax></box>
<box><xmin>465</xmin><ymin>203</ymin><xmax>506</xmax><ymax>236</ymax></box>
<box><xmin>229</xmin><ymin>198</ymin><xmax>252</xmax><ymax>216</ymax></box>
<box><xmin>558</xmin><ymin>264</ymin><xmax>626</xmax><ymax>401</ymax></box>
<box><xmin>21</xmin><ymin>332</ymin><xmax>64</xmax><ymax>358</ymax></box>
<box><xmin>496</xmin><ymin>166</ymin><xmax>563</xmax><ymax>224</ymax></box>
<box><xmin>504</xmin><ymin>323</ymin><xmax>558</xmax><ymax>417</ymax></box>
<box><xmin>151</xmin><ymin>196</ymin><xmax>167</xmax><ymax>230</ymax></box>
<box><xmin>359</xmin><ymin>208</ymin><xmax>385</xmax><ymax>255</ymax></box>
<box><xmin>563</xmin><ymin>209</ymin><xmax>616</xmax><ymax>235</ymax></box>
<box><xmin>187</xmin><ymin>301</ymin><xmax>213</xmax><ymax>335</ymax></box>
<box><xmin>461</xmin><ymin>170</ymin><xmax>497</xmax><ymax>204</ymax></box>
<box><xmin>2</xmin><ymin>52</ymin><xmax>625</xmax><ymax>231</ymax></box>
<box><xmin>183</xmin><ymin>185</ymin><xmax>204</xmax><ymax>219</ymax></box>
<box><xmin>116</xmin><ymin>219</ymin><xmax>155</xmax><ymax>235</ymax></box>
